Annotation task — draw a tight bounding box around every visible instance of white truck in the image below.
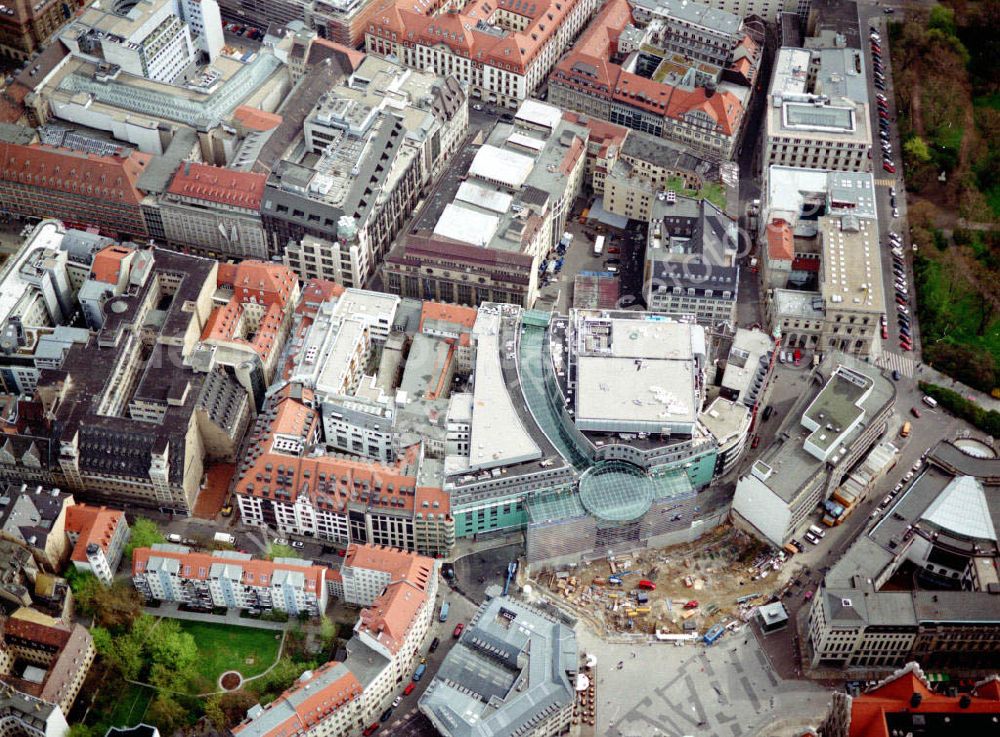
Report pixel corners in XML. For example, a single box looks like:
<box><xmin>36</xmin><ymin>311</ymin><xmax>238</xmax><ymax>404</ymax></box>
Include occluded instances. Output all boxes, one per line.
<box><xmin>214</xmin><ymin>531</ymin><xmax>236</xmax><ymax>545</ymax></box>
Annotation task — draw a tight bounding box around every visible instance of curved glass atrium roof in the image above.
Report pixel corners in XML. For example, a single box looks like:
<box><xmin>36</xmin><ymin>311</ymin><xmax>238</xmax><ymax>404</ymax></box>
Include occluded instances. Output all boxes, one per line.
<box><xmin>579</xmin><ymin>461</ymin><xmax>656</xmax><ymax>522</ymax></box>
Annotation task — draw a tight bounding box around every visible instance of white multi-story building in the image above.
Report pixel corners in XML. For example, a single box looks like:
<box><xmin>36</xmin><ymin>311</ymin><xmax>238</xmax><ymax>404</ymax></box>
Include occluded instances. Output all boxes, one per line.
<box><xmin>60</xmin><ymin>0</ymin><xmax>210</xmax><ymax>84</ymax></box>
<box><xmin>764</xmin><ymin>47</ymin><xmax>872</xmax><ymax>172</ymax></box>
<box><xmin>179</xmin><ymin>0</ymin><xmax>224</xmax><ymax>62</ymax></box>
<box><xmin>233</xmin><ymin>547</ymin><xmax>439</xmax><ymax>737</ymax></box>
<box><xmin>366</xmin><ymin>0</ymin><xmax>601</xmax><ymax>110</ymax></box>
<box><xmin>64</xmin><ymin>505</ymin><xmax>131</xmax><ymax>585</ymax></box>
<box><xmin>132</xmin><ymin>545</ymin><xmax>329</xmax><ymax>616</ymax></box>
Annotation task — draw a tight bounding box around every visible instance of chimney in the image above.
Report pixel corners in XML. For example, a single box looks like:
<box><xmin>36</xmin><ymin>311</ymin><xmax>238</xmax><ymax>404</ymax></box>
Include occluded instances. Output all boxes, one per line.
<box><xmin>910</xmin><ymin>692</ymin><xmax>922</xmax><ymax>709</ymax></box>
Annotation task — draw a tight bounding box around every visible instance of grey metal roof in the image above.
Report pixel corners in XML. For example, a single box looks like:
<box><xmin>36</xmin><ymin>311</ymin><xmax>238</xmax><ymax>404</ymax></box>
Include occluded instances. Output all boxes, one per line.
<box><xmin>419</xmin><ymin>596</ymin><xmax>577</xmax><ymax>737</ymax></box>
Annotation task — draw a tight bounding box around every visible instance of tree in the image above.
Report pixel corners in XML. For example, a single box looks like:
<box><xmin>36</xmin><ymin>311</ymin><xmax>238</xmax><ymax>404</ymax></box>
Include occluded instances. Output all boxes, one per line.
<box><xmin>319</xmin><ymin>617</ymin><xmax>337</xmax><ymax>650</ymax></box>
<box><xmin>218</xmin><ymin>691</ymin><xmax>259</xmax><ymax>727</ymax></box>
<box><xmin>147</xmin><ymin>694</ymin><xmax>189</xmax><ymax>735</ymax></box>
<box><xmin>905</xmin><ymin>136</ymin><xmax>933</xmax><ymax>163</ymax></box>
<box><xmin>148</xmin><ymin>620</ymin><xmax>198</xmax><ymax>676</ymax></box>
<box><xmin>203</xmin><ymin>695</ymin><xmax>226</xmax><ymax>731</ymax></box>
<box><xmin>68</xmin><ymin>724</ymin><xmax>98</xmax><ymax>737</ymax></box>
<box><xmin>928</xmin><ymin>5</ymin><xmax>957</xmax><ymax>37</ymax></box>
<box><xmin>66</xmin><ymin>567</ymin><xmax>102</xmax><ymax>616</ymax></box>
<box><xmin>91</xmin><ymin>579</ymin><xmax>143</xmax><ymax>631</ymax></box>
<box><xmin>126</xmin><ymin>518</ymin><xmax>165</xmax><ymax>558</ymax></box>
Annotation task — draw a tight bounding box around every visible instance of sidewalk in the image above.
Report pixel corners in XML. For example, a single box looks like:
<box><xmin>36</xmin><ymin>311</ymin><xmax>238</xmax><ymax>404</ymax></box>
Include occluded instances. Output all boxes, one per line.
<box><xmin>917</xmin><ymin>364</ymin><xmax>1000</xmax><ymax>413</ymax></box>
<box><xmin>144</xmin><ymin>602</ymin><xmax>291</xmax><ymax>631</ymax></box>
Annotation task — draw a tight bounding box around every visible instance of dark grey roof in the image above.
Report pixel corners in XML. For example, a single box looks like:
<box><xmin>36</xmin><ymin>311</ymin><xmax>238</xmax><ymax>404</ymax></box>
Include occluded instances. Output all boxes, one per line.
<box><xmin>0</xmin><ymin>484</ymin><xmax>71</xmax><ymax>550</ymax></box>
<box><xmin>136</xmin><ymin>127</ymin><xmax>199</xmax><ymax>195</ymax></box>
<box><xmin>0</xmin><ymin>124</ymin><xmax>37</xmax><ymax>146</ymax></box>
<box><xmin>419</xmin><ymin>596</ymin><xmax>577</xmax><ymax>737</ymax></box>
<box><xmin>621</xmin><ymin>130</ymin><xmax>718</xmax><ymax>180</ymax></box>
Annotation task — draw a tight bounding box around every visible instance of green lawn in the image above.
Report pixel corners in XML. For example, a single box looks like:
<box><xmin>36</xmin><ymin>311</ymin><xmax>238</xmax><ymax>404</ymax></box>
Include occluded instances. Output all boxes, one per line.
<box><xmin>106</xmin><ymin>683</ymin><xmax>155</xmax><ymax>728</ymax></box>
<box><xmin>664</xmin><ymin>176</ymin><xmax>728</xmax><ymax>211</ymax></box>
<box><xmin>176</xmin><ymin>621</ymin><xmax>283</xmax><ymax>688</ymax></box>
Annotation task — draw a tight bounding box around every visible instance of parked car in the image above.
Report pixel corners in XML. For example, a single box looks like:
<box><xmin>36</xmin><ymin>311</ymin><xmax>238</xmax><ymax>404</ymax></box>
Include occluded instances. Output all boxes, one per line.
<box><xmin>911</xmin><ymin>407</ymin><xmax>921</xmax><ymax>418</ymax></box>
<box><xmin>393</xmin><ymin>696</ymin><xmax>403</xmax><ymax>708</ymax></box>
<box><xmin>893</xmin><ymin>207</ymin><xmax>899</xmax><ymax>218</ymax></box>
<box><xmin>453</xmin><ymin>623</ymin><xmax>465</xmax><ymax>638</ymax></box>
<box><xmin>403</xmin><ymin>683</ymin><xmax>415</xmax><ymax>696</ymax></box>
<box><xmin>883</xmin><ymin>162</ymin><xmax>896</xmax><ymax>173</ymax></box>
<box><xmin>892</xmin><ymin>369</ymin><xmax>900</xmax><ymax>381</ymax></box>
<box><xmin>881</xmin><ymin>325</ymin><xmax>889</xmax><ymax>339</ymax></box>
<box><xmin>362</xmin><ymin>725</ymin><xmax>379</xmax><ymax>737</ymax></box>
<box><xmin>751</xmin><ymin>435</ymin><xmax>761</xmax><ymax>449</ymax></box>
<box><xmin>429</xmin><ymin>637</ymin><xmax>441</xmax><ymax>652</ymax></box>
<box><xmin>380</xmin><ymin>709</ymin><xmax>393</xmax><ymax>723</ymax></box>
<box><xmin>291</xmin><ymin>541</ymin><xmax>305</xmax><ymax>549</ymax></box>
<box><xmin>273</xmin><ymin>538</ymin><xmax>289</xmax><ymax>546</ymax></box>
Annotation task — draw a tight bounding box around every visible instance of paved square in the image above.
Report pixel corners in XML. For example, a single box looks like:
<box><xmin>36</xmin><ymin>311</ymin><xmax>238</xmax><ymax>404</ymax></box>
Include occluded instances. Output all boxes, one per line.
<box><xmin>578</xmin><ymin>627</ymin><xmax>829</xmax><ymax>737</ymax></box>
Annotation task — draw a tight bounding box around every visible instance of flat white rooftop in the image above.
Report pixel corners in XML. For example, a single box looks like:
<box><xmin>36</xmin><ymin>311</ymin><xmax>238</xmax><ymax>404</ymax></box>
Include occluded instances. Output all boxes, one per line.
<box><xmin>0</xmin><ymin>221</ymin><xmax>64</xmax><ymax>326</ymax></box>
<box><xmin>433</xmin><ymin>203</ymin><xmax>499</xmax><ymax>247</ymax></box>
<box><xmin>468</xmin><ymin>309</ymin><xmax>540</xmax><ymax>470</ymax></box>
<box><xmin>469</xmin><ymin>145</ymin><xmax>534</xmax><ymax>189</ymax></box>
<box><xmin>455</xmin><ymin>180</ymin><xmax>513</xmax><ymax>214</ymax></box>
<box><xmin>514</xmin><ymin>99</ymin><xmax>563</xmax><ymax>131</ymax></box>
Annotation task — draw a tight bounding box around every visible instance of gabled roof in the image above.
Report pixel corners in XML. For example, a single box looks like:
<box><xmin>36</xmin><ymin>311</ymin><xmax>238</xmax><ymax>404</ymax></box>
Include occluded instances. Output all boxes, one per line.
<box><xmin>64</xmin><ymin>504</ymin><xmax>125</xmax><ymax>562</ymax></box>
<box><xmin>0</xmin><ymin>142</ymin><xmax>151</xmax><ymax>203</ymax></box>
<box><xmin>766</xmin><ymin>219</ymin><xmax>794</xmax><ymax>261</ymax></box>
<box><xmin>167</xmin><ymin>162</ymin><xmax>267</xmax><ymax>210</ymax></box>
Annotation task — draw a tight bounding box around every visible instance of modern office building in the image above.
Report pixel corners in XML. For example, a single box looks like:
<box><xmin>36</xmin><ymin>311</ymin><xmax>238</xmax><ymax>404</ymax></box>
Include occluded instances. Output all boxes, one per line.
<box><xmin>764</xmin><ymin>47</ymin><xmax>872</xmax><ymax>172</ymax></box>
<box><xmin>280</xmin><ymin>55</ymin><xmax>468</xmax><ymax>288</ymax></box>
<box><xmin>719</xmin><ymin>327</ymin><xmax>776</xmax><ymax>412</ymax></box>
<box><xmin>365</xmin><ymin>0</ymin><xmax>601</xmax><ymax>109</ymax></box>
<box><xmin>642</xmin><ymin>195</ymin><xmax>740</xmax><ymax>327</ymax></box>
<box><xmin>59</xmin><ymin>0</ymin><xmax>209</xmax><ymax>84</ymax></box>
<box><xmin>807</xmin><ymin>441</ymin><xmax>1000</xmax><ymax>672</ymax></box>
<box><xmin>731</xmin><ymin>354</ymin><xmax>895</xmax><ymax>548</ymax></box>
<box><xmin>382</xmin><ymin>100</ymin><xmax>587</xmax><ymax>308</ymax></box>
<box><xmin>232</xmin><ymin>547</ymin><xmax>438</xmax><ymax>737</ymax></box>
<box><xmin>132</xmin><ymin>544</ymin><xmax>329</xmax><ymax>615</ymax></box>
<box><xmin>420</xmin><ymin>594</ymin><xmax>578</xmax><ymax>737</ymax></box>
<box><xmin>548</xmin><ymin>0</ymin><xmax>760</xmax><ymax>160</ymax></box>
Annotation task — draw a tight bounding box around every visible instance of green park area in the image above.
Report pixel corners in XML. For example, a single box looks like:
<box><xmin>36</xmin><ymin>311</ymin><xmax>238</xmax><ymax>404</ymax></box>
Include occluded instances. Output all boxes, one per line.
<box><xmin>177</xmin><ymin>621</ymin><xmax>283</xmax><ymax>686</ymax></box>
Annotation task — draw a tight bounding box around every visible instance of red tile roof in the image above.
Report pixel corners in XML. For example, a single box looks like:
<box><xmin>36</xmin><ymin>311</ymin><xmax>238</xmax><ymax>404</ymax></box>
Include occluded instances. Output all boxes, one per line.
<box><xmin>232</xmin><ymin>661</ymin><xmax>363</xmax><ymax>737</ymax></box>
<box><xmin>167</xmin><ymin>162</ymin><xmax>266</xmax><ymax>210</ymax></box>
<box><xmin>369</xmin><ymin>0</ymin><xmax>587</xmax><ymax>75</ymax></box>
<box><xmin>232</xmin><ymin>106</ymin><xmax>283</xmax><ymax>132</ymax></box>
<box><xmin>2</xmin><ymin>615</ymin><xmax>71</xmax><ymax>650</ymax></box>
<box><xmin>90</xmin><ymin>245</ymin><xmax>133</xmax><ymax>285</ymax></box>
<box><xmin>235</xmin><ymin>393</ymin><xmax>451</xmax><ymax>517</ymax></box>
<box><xmin>549</xmin><ymin>0</ymin><xmax>744</xmax><ymax>136</ymax></box>
<box><xmin>64</xmin><ymin>504</ymin><xmax>125</xmax><ymax>563</ymax></box>
<box><xmin>131</xmin><ymin>547</ymin><xmax>327</xmax><ymax>593</ymax></box>
<box><xmin>418</xmin><ymin>302</ymin><xmax>478</xmax><ymax>331</ymax></box>
<box><xmin>201</xmin><ymin>261</ymin><xmax>298</xmax><ymax>363</ymax></box>
<box><xmin>844</xmin><ymin>666</ymin><xmax>1000</xmax><ymax>737</ymax></box>
<box><xmin>0</xmin><ymin>143</ymin><xmax>150</xmax><ymax>204</ymax></box>
<box><xmin>766</xmin><ymin>219</ymin><xmax>794</xmax><ymax>261</ymax></box>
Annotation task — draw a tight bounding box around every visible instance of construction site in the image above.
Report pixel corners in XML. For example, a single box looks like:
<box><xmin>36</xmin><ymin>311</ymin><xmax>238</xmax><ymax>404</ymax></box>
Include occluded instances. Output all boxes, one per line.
<box><xmin>531</xmin><ymin>525</ymin><xmax>795</xmax><ymax>637</ymax></box>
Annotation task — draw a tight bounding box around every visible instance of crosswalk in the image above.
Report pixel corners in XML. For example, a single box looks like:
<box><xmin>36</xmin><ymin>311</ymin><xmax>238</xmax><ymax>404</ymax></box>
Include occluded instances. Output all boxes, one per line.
<box><xmin>874</xmin><ymin>177</ymin><xmax>897</xmax><ymax>187</ymax></box>
<box><xmin>875</xmin><ymin>350</ymin><xmax>915</xmax><ymax>378</ymax></box>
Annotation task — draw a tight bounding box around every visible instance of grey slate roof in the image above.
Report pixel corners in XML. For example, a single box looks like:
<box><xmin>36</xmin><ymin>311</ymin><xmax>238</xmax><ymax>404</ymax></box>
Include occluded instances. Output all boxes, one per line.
<box><xmin>419</xmin><ymin>596</ymin><xmax>577</xmax><ymax>737</ymax></box>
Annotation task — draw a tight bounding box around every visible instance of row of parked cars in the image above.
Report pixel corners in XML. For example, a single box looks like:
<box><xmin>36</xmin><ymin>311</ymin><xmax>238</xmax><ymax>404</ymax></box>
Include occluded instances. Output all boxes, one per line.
<box><xmin>225</xmin><ymin>22</ymin><xmax>264</xmax><ymax>41</ymax></box>
<box><xmin>886</xmin><ymin>230</ymin><xmax>914</xmax><ymax>351</ymax></box>
<box><xmin>870</xmin><ymin>28</ymin><xmax>897</xmax><ymax>176</ymax></box>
